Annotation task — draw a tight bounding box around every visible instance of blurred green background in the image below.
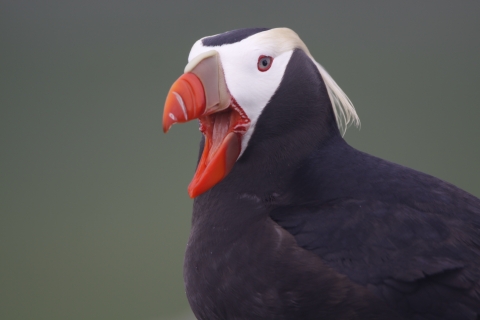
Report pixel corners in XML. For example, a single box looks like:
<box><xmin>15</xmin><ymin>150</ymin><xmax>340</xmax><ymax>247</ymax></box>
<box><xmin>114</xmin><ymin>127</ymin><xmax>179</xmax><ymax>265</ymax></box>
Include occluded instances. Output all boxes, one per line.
<box><xmin>1</xmin><ymin>1</ymin><xmax>479</xmax><ymax>319</ymax></box>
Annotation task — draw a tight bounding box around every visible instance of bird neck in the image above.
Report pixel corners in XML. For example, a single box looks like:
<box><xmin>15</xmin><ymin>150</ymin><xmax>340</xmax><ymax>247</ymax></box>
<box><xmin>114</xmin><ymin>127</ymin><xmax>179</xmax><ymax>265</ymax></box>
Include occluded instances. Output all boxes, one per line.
<box><xmin>194</xmin><ymin>113</ymin><xmax>343</xmax><ymax>219</ymax></box>
<box><xmin>193</xmin><ymin>48</ymin><xmax>344</xmax><ymax>220</ymax></box>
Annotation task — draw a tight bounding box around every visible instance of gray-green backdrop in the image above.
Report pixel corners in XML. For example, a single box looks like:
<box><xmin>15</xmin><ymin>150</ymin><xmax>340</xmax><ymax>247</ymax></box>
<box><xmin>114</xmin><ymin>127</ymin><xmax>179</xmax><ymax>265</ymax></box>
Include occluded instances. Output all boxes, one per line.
<box><xmin>1</xmin><ymin>1</ymin><xmax>479</xmax><ymax>319</ymax></box>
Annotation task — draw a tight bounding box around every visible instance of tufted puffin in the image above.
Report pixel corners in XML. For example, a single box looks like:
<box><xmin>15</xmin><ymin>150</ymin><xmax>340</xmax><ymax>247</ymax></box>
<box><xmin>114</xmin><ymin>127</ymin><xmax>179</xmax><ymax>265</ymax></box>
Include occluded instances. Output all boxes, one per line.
<box><xmin>163</xmin><ymin>28</ymin><xmax>480</xmax><ymax>319</ymax></box>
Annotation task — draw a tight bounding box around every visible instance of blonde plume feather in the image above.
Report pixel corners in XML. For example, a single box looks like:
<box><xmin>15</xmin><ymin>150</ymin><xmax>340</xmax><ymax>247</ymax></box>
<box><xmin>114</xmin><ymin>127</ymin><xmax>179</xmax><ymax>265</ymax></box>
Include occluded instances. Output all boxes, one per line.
<box><xmin>255</xmin><ymin>28</ymin><xmax>360</xmax><ymax>135</ymax></box>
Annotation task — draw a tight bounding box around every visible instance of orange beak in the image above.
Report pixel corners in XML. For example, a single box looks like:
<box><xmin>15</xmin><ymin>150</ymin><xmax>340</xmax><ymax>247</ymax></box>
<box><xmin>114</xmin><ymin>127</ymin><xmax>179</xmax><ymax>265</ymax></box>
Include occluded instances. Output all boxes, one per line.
<box><xmin>163</xmin><ymin>51</ymin><xmax>248</xmax><ymax>198</ymax></box>
<box><xmin>162</xmin><ymin>72</ymin><xmax>206</xmax><ymax>133</ymax></box>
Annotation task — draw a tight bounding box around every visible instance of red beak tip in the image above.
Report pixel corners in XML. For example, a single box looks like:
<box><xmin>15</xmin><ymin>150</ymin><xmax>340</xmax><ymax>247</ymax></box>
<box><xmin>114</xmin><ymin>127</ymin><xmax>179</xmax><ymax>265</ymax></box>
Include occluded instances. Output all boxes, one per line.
<box><xmin>162</xmin><ymin>118</ymin><xmax>176</xmax><ymax>133</ymax></box>
<box><xmin>187</xmin><ymin>188</ymin><xmax>198</xmax><ymax>198</ymax></box>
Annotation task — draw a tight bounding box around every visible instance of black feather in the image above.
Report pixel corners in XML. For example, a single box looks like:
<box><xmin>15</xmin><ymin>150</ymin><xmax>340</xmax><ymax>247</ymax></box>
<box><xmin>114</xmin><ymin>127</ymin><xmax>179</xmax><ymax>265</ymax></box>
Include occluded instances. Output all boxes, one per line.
<box><xmin>183</xmin><ymin>48</ymin><xmax>480</xmax><ymax>319</ymax></box>
<box><xmin>202</xmin><ymin>28</ymin><xmax>270</xmax><ymax>47</ymax></box>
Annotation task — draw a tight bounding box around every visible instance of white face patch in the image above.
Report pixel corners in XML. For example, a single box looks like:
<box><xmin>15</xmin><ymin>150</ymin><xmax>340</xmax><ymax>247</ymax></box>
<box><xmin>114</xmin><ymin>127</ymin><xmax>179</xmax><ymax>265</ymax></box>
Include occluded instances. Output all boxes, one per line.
<box><xmin>187</xmin><ymin>34</ymin><xmax>293</xmax><ymax>156</ymax></box>
<box><xmin>185</xmin><ymin>28</ymin><xmax>360</xmax><ymax>158</ymax></box>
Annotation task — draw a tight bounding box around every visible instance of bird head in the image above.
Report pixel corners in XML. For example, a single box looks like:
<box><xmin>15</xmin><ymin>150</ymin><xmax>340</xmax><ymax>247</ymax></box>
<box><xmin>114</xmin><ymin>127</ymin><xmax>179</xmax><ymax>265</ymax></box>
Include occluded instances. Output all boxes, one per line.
<box><xmin>163</xmin><ymin>28</ymin><xmax>359</xmax><ymax>198</ymax></box>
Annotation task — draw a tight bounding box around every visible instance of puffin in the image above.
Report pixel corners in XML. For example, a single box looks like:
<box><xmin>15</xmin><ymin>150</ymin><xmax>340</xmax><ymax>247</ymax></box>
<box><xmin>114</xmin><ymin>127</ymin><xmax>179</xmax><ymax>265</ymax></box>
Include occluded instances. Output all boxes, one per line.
<box><xmin>162</xmin><ymin>28</ymin><xmax>480</xmax><ymax>319</ymax></box>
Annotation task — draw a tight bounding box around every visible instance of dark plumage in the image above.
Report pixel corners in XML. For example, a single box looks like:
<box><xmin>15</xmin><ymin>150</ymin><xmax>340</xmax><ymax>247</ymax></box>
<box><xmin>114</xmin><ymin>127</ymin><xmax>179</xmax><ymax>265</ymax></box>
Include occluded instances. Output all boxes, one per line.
<box><xmin>202</xmin><ymin>28</ymin><xmax>270</xmax><ymax>47</ymax></box>
<box><xmin>166</xmin><ymin>29</ymin><xmax>480</xmax><ymax>319</ymax></box>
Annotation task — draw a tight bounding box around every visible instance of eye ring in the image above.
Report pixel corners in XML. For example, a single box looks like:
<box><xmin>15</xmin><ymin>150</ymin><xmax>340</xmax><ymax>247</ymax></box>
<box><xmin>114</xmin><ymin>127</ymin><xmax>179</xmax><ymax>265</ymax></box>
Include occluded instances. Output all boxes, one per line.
<box><xmin>257</xmin><ymin>55</ymin><xmax>273</xmax><ymax>72</ymax></box>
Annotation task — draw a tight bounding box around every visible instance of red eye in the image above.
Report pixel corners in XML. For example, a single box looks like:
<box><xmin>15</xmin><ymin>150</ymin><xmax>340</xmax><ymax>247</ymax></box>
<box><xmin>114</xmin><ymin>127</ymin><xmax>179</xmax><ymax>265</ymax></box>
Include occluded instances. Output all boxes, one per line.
<box><xmin>257</xmin><ymin>55</ymin><xmax>273</xmax><ymax>72</ymax></box>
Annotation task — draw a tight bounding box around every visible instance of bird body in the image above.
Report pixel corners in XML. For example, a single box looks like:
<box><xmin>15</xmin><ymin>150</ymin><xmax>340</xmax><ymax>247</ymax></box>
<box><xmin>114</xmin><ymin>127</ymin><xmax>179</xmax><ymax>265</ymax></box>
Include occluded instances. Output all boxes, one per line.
<box><xmin>163</xmin><ymin>28</ymin><xmax>480</xmax><ymax>319</ymax></box>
